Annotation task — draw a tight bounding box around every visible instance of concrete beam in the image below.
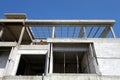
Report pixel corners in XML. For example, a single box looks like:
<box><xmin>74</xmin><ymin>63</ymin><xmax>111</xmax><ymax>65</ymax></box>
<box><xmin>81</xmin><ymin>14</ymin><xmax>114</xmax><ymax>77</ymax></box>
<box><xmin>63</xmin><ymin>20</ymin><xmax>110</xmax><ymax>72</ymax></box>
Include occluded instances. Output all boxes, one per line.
<box><xmin>0</xmin><ymin>42</ymin><xmax>17</xmax><ymax>47</ymax></box>
<box><xmin>4</xmin><ymin>13</ymin><xmax>26</xmax><ymax>19</ymax></box>
<box><xmin>47</xmin><ymin>38</ymin><xmax>120</xmax><ymax>43</ymax></box>
<box><xmin>19</xmin><ymin>45</ymin><xmax>48</xmax><ymax>50</ymax></box>
<box><xmin>18</xmin><ymin>50</ymin><xmax>47</xmax><ymax>55</ymax></box>
<box><xmin>0</xmin><ymin>19</ymin><xmax>115</xmax><ymax>26</ymax></box>
<box><xmin>53</xmin><ymin>47</ymin><xmax>88</xmax><ymax>52</ymax></box>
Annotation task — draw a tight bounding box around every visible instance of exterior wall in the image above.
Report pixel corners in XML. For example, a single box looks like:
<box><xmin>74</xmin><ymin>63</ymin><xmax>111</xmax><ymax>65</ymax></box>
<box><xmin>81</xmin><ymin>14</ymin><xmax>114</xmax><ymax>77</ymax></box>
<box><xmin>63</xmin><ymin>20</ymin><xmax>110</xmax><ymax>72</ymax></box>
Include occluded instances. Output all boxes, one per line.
<box><xmin>0</xmin><ymin>38</ymin><xmax>120</xmax><ymax>76</ymax></box>
<box><xmin>94</xmin><ymin>41</ymin><xmax>120</xmax><ymax>76</ymax></box>
<box><xmin>0</xmin><ymin>74</ymin><xmax>120</xmax><ymax>80</ymax></box>
<box><xmin>44</xmin><ymin>74</ymin><xmax>120</xmax><ymax>80</ymax></box>
<box><xmin>48</xmin><ymin>38</ymin><xmax>120</xmax><ymax>76</ymax></box>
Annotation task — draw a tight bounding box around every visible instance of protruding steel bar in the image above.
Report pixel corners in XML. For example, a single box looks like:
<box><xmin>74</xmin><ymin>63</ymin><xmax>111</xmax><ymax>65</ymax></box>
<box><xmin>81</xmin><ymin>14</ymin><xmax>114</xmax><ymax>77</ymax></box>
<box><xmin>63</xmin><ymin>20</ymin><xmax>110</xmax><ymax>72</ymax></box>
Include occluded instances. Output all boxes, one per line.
<box><xmin>87</xmin><ymin>27</ymin><xmax>93</xmax><ymax>38</ymax></box>
<box><xmin>79</xmin><ymin>27</ymin><xmax>83</xmax><ymax>38</ymax></box>
<box><xmin>72</xmin><ymin>27</ymin><xmax>76</xmax><ymax>38</ymax></box>
<box><xmin>93</xmin><ymin>27</ymin><xmax>100</xmax><ymax>38</ymax></box>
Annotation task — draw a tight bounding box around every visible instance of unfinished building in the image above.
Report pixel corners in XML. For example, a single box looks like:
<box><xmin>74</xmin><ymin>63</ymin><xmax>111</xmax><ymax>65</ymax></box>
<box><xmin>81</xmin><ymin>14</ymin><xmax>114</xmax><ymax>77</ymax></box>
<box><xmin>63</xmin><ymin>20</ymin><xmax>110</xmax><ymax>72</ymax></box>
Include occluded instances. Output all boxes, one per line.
<box><xmin>0</xmin><ymin>14</ymin><xmax>120</xmax><ymax>80</ymax></box>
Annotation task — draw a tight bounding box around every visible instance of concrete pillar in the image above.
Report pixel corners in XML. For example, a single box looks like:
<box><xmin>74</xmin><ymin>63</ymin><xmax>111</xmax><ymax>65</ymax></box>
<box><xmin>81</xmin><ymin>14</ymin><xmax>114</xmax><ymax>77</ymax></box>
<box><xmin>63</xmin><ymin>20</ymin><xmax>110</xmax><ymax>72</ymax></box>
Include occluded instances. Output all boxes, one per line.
<box><xmin>76</xmin><ymin>54</ymin><xmax>79</xmax><ymax>73</ymax></box>
<box><xmin>26</xmin><ymin>27</ymin><xmax>33</xmax><ymax>41</ymax></box>
<box><xmin>79</xmin><ymin>26</ymin><xmax>87</xmax><ymax>38</ymax></box>
<box><xmin>0</xmin><ymin>27</ymin><xmax>4</xmax><ymax>39</ymax></box>
<box><xmin>79</xmin><ymin>27</ymin><xmax>83</xmax><ymax>38</ymax></box>
<box><xmin>83</xmin><ymin>27</ymin><xmax>87</xmax><ymax>38</ymax></box>
<box><xmin>4</xmin><ymin>47</ymin><xmax>21</xmax><ymax>76</ymax></box>
<box><xmin>52</xmin><ymin>26</ymin><xmax>56</xmax><ymax>38</ymax></box>
<box><xmin>64</xmin><ymin>53</ymin><xmax>65</xmax><ymax>73</ymax></box>
<box><xmin>89</xmin><ymin>44</ymin><xmax>100</xmax><ymax>74</ymax></box>
<box><xmin>45</xmin><ymin>43</ymin><xmax>50</xmax><ymax>75</ymax></box>
<box><xmin>49</xmin><ymin>43</ymin><xmax>53</xmax><ymax>74</ymax></box>
<box><xmin>18</xmin><ymin>26</ymin><xmax>25</xmax><ymax>45</ymax></box>
<box><xmin>110</xmin><ymin>26</ymin><xmax>116</xmax><ymax>38</ymax></box>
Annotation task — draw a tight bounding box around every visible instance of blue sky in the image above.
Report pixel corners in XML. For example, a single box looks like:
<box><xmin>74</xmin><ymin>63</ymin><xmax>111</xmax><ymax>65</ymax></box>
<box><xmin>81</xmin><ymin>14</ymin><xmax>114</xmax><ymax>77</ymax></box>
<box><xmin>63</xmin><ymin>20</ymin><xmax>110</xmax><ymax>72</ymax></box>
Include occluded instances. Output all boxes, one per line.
<box><xmin>0</xmin><ymin>0</ymin><xmax>120</xmax><ymax>37</ymax></box>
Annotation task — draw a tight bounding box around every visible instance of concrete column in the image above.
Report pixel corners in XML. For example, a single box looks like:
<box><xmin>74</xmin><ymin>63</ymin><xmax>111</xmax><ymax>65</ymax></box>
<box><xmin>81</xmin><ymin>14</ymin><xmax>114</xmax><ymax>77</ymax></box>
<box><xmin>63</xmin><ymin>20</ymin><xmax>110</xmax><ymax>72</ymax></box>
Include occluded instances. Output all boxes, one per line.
<box><xmin>0</xmin><ymin>27</ymin><xmax>4</xmax><ymax>38</ymax></box>
<box><xmin>110</xmin><ymin>26</ymin><xmax>116</xmax><ymax>38</ymax></box>
<box><xmin>52</xmin><ymin>26</ymin><xmax>56</xmax><ymax>38</ymax></box>
<box><xmin>18</xmin><ymin>26</ymin><xmax>25</xmax><ymax>45</ymax></box>
<box><xmin>83</xmin><ymin>27</ymin><xmax>87</xmax><ymax>38</ymax></box>
<box><xmin>89</xmin><ymin>44</ymin><xmax>100</xmax><ymax>74</ymax></box>
<box><xmin>76</xmin><ymin>54</ymin><xmax>79</xmax><ymax>73</ymax></box>
<box><xmin>49</xmin><ymin>43</ymin><xmax>53</xmax><ymax>74</ymax></box>
<box><xmin>26</xmin><ymin>27</ymin><xmax>33</xmax><ymax>41</ymax></box>
<box><xmin>45</xmin><ymin>43</ymin><xmax>50</xmax><ymax>75</ymax></box>
<box><xmin>64</xmin><ymin>53</ymin><xmax>65</xmax><ymax>73</ymax></box>
<box><xmin>79</xmin><ymin>27</ymin><xmax>83</xmax><ymax>38</ymax></box>
<box><xmin>4</xmin><ymin>47</ymin><xmax>20</xmax><ymax>76</ymax></box>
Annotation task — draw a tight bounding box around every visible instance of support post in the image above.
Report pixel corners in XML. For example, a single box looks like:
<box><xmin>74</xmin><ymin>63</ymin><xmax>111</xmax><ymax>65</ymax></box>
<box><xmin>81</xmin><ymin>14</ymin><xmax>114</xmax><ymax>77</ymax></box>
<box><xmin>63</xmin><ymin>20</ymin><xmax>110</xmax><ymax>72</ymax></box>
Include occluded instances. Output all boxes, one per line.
<box><xmin>0</xmin><ymin>27</ymin><xmax>4</xmax><ymax>38</ymax></box>
<box><xmin>64</xmin><ymin>53</ymin><xmax>65</xmax><ymax>73</ymax></box>
<box><xmin>26</xmin><ymin>27</ymin><xmax>33</xmax><ymax>41</ymax></box>
<box><xmin>18</xmin><ymin>26</ymin><xmax>25</xmax><ymax>45</ymax></box>
<box><xmin>89</xmin><ymin>44</ymin><xmax>100</xmax><ymax>74</ymax></box>
<box><xmin>83</xmin><ymin>26</ymin><xmax>87</xmax><ymax>38</ymax></box>
<box><xmin>76</xmin><ymin>53</ymin><xmax>79</xmax><ymax>73</ymax></box>
<box><xmin>45</xmin><ymin>43</ymin><xmax>50</xmax><ymax>75</ymax></box>
<box><xmin>79</xmin><ymin>27</ymin><xmax>83</xmax><ymax>38</ymax></box>
<box><xmin>52</xmin><ymin>26</ymin><xmax>56</xmax><ymax>38</ymax></box>
<box><xmin>110</xmin><ymin>26</ymin><xmax>116</xmax><ymax>38</ymax></box>
<box><xmin>49</xmin><ymin>43</ymin><xmax>53</xmax><ymax>74</ymax></box>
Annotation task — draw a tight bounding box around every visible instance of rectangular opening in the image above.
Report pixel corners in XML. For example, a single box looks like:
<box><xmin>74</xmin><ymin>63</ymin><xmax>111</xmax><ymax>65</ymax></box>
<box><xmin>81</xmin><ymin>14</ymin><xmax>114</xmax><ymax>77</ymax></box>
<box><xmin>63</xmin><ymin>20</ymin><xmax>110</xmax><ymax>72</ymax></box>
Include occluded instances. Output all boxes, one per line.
<box><xmin>0</xmin><ymin>47</ymin><xmax>11</xmax><ymax>68</ymax></box>
<box><xmin>16</xmin><ymin>55</ymin><xmax>45</xmax><ymax>75</ymax></box>
<box><xmin>53</xmin><ymin>43</ymin><xmax>96</xmax><ymax>74</ymax></box>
